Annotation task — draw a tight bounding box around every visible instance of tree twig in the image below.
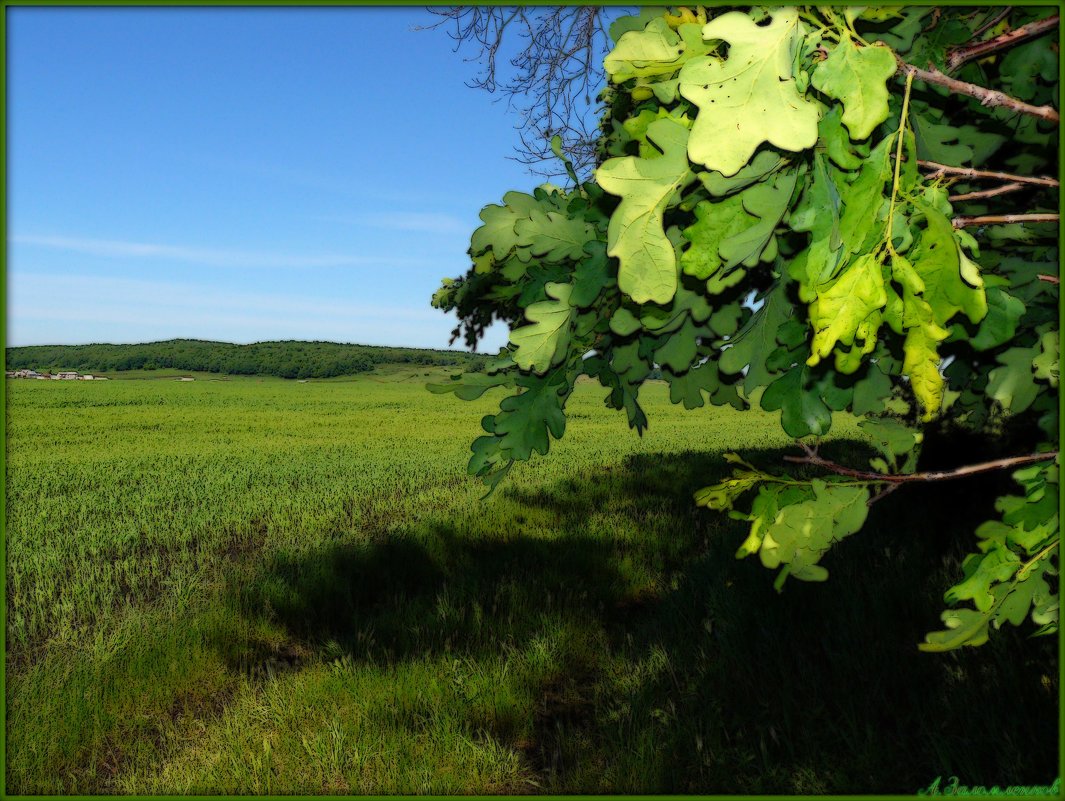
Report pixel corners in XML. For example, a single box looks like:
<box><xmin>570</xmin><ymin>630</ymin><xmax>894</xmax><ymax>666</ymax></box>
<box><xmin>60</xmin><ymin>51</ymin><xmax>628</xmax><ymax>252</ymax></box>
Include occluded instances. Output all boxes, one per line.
<box><xmin>918</xmin><ymin>161</ymin><xmax>1060</xmax><ymax>187</ymax></box>
<box><xmin>896</xmin><ymin>59</ymin><xmax>1059</xmax><ymax>124</ymax></box>
<box><xmin>783</xmin><ymin>450</ymin><xmax>1058</xmax><ymax>484</ymax></box>
<box><xmin>1037</xmin><ymin>274</ymin><xmax>1060</xmax><ymax>285</ymax></box>
<box><xmin>952</xmin><ymin>213</ymin><xmax>1059</xmax><ymax>228</ymax></box>
<box><xmin>971</xmin><ymin>8</ymin><xmax>1012</xmax><ymax>39</ymax></box>
<box><xmin>418</xmin><ymin>7</ymin><xmax>611</xmax><ymax>177</ymax></box>
<box><xmin>949</xmin><ymin>183</ymin><xmax>1026</xmax><ymax>202</ymax></box>
<box><xmin>947</xmin><ymin>14</ymin><xmax>1059</xmax><ymax>72</ymax></box>
<box><xmin>867</xmin><ymin>483</ymin><xmax>901</xmax><ymax>507</ymax></box>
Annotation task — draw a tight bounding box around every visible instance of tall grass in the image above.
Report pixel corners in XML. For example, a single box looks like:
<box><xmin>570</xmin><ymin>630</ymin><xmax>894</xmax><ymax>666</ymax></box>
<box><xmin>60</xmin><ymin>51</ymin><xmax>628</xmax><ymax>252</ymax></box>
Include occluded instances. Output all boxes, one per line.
<box><xmin>5</xmin><ymin>373</ymin><xmax>1057</xmax><ymax>793</ymax></box>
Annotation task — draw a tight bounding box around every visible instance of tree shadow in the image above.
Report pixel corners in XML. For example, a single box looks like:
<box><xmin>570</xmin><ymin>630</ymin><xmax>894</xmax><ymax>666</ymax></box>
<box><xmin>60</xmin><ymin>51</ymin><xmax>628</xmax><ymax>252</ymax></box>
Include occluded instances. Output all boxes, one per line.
<box><xmin>223</xmin><ymin>440</ymin><xmax>1057</xmax><ymax>794</ymax></box>
<box><xmin>226</xmin><ymin>526</ymin><xmax>633</xmax><ymax>664</ymax></box>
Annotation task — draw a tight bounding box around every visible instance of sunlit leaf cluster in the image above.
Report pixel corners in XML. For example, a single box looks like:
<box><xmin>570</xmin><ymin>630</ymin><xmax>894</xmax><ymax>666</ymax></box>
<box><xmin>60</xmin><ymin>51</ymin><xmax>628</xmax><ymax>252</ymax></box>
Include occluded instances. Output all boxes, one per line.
<box><xmin>433</xmin><ymin>6</ymin><xmax>1059</xmax><ymax>650</ymax></box>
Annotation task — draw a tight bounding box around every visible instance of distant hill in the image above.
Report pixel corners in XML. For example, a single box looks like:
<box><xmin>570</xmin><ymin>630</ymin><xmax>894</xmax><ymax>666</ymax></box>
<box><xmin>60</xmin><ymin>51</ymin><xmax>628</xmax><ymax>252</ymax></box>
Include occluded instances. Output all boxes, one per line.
<box><xmin>5</xmin><ymin>339</ymin><xmax>484</xmax><ymax>379</ymax></box>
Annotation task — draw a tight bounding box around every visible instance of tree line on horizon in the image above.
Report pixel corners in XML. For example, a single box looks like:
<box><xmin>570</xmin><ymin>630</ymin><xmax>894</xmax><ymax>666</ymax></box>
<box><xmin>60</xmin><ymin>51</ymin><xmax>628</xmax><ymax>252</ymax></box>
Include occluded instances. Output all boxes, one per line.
<box><xmin>5</xmin><ymin>339</ymin><xmax>484</xmax><ymax>379</ymax></box>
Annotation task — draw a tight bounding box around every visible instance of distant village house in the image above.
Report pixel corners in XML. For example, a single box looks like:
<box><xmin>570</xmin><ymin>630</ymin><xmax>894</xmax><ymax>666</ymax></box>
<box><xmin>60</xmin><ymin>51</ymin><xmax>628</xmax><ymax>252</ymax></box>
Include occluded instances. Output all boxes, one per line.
<box><xmin>6</xmin><ymin>370</ymin><xmax>102</xmax><ymax>380</ymax></box>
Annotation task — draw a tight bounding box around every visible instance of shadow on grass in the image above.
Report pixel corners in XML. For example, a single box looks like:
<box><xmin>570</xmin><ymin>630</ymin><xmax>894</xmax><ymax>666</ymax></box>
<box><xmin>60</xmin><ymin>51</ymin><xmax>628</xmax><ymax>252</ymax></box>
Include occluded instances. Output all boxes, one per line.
<box><xmin>227</xmin><ymin>440</ymin><xmax>1057</xmax><ymax>794</ymax></box>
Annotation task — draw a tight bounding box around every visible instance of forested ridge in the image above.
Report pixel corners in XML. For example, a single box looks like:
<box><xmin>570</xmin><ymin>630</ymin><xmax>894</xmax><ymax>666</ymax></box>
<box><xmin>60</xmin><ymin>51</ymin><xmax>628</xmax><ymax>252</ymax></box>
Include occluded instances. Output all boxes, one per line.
<box><xmin>6</xmin><ymin>339</ymin><xmax>483</xmax><ymax>379</ymax></box>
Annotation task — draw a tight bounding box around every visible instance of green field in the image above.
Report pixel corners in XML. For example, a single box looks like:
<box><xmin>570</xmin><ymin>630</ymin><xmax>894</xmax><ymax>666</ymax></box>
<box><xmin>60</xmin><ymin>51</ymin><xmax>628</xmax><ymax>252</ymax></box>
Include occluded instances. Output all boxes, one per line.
<box><xmin>5</xmin><ymin>372</ymin><xmax>1056</xmax><ymax>794</ymax></box>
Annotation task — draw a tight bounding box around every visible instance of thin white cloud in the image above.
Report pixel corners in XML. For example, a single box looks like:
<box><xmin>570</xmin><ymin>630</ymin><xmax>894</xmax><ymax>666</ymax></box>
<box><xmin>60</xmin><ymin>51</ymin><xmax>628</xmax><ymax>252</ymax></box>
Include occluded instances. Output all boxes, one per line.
<box><xmin>10</xmin><ymin>233</ymin><xmax>433</xmax><ymax>270</ymax></box>
<box><xmin>10</xmin><ymin>272</ymin><xmax>438</xmax><ymax>320</ymax></box>
<box><xmin>317</xmin><ymin>211</ymin><xmax>468</xmax><ymax>235</ymax></box>
<box><xmin>173</xmin><ymin>154</ymin><xmax>367</xmax><ymax>200</ymax></box>
<box><xmin>177</xmin><ymin>154</ymin><xmax>462</xmax><ymax>206</ymax></box>
<box><xmin>7</xmin><ymin>271</ymin><xmax>472</xmax><ymax>348</ymax></box>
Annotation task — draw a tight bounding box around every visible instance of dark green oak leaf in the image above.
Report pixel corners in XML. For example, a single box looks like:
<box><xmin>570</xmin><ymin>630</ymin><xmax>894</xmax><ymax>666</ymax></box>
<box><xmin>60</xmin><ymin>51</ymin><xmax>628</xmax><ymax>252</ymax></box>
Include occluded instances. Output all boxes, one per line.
<box><xmin>717</xmin><ymin>170</ymin><xmax>797</xmax><ymax>269</ymax></box>
<box><xmin>509</xmin><ymin>283</ymin><xmax>574</xmax><ymax>374</ymax></box>
<box><xmin>971</xmin><ymin>286</ymin><xmax>1026</xmax><ymax>351</ymax></box>
<box><xmin>569</xmin><ymin>241</ymin><xmax>613</xmax><ymax>309</ymax></box>
<box><xmin>761</xmin><ymin>365</ymin><xmax>832</xmax><ymax>438</ymax></box>
<box><xmin>904</xmin><ymin>14</ymin><xmax>972</xmax><ymax>72</ymax></box>
<box><xmin>708</xmin><ymin>302</ymin><xmax>743</xmax><ymax>337</ymax></box>
<box><xmin>818</xmin><ymin>105</ymin><xmax>862</xmax><ymax>170</ymax></box>
<box><xmin>995</xmin><ymin>569</ymin><xmax>1054</xmax><ymax>628</ymax></box>
<box><xmin>837</xmin><ymin>137</ymin><xmax>893</xmax><ymax>260</ymax></box>
<box><xmin>693</xmin><ymin>464</ymin><xmax>762</xmax><ymax>510</ymax></box>
<box><xmin>811</xmin><ymin>368</ymin><xmax>854</xmax><ymax>412</ymax></box>
<box><xmin>610</xmin><ymin>338</ymin><xmax>653</xmax><ymax>384</ymax></box>
<box><xmin>609</xmin><ymin>307</ymin><xmax>642</xmax><ymax>337</ymax></box>
<box><xmin>912</xmin><ymin>206</ymin><xmax>988</xmax><ymax>327</ymax></box>
<box><xmin>663</xmin><ymin>359</ymin><xmax>741</xmax><ymax>410</ymax></box>
<box><xmin>480</xmin><ymin>368</ymin><xmax>571</xmax><ymax>466</ymax></box>
<box><xmin>866</xmin><ymin>6</ymin><xmax>930</xmax><ymax>54</ymax></box>
<box><xmin>811</xmin><ymin>36</ymin><xmax>897</xmax><ymax>141</ymax></box>
<box><xmin>697</xmin><ymin>150</ymin><xmax>784</xmax><ymax>198</ymax></box>
<box><xmin>919</xmin><ymin>608</ymin><xmax>991</xmax><ymax>652</ymax></box>
<box><xmin>987</xmin><ymin>346</ymin><xmax>1040</xmax><ymax>414</ymax></box>
<box><xmin>851</xmin><ymin>363</ymin><xmax>894</xmax><ymax>417</ymax></box>
<box><xmin>790</xmin><ymin>153</ymin><xmax>843</xmax><ymax>286</ymax></box>
<box><xmin>639</xmin><ymin>278</ymin><xmax>713</xmax><ymax>333</ymax></box>
<box><xmin>912</xmin><ymin>115</ymin><xmax>970</xmax><ymax>165</ymax></box>
<box><xmin>514</xmin><ymin>208</ymin><xmax>597</xmax><ymax>263</ymax></box>
<box><xmin>719</xmin><ymin>281</ymin><xmax>794</xmax><ymax>393</ymax></box>
<box><xmin>679</xmin><ymin>195</ymin><xmax>756</xmax><ymax>281</ymax></box>
<box><xmin>426</xmin><ymin>371</ymin><xmax>514</xmax><ymax>401</ymax></box>
<box><xmin>1000</xmin><ymin>36</ymin><xmax>1058</xmax><ymax>102</ymax></box>
<box><xmin>1032</xmin><ymin>329</ymin><xmax>1058</xmax><ymax>388</ymax></box>
<box><xmin>654</xmin><ymin>318</ymin><xmax>702</xmax><ymax>373</ymax></box>
<box><xmin>468</xmin><ymin>366</ymin><xmax>578</xmax><ymax>488</ymax></box>
<box><xmin>859</xmin><ymin>417</ymin><xmax>921</xmax><ymax>471</ymax></box>
<box><xmin>515</xmin><ymin>262</ymin><xmax>570</xmax><ymax>308</ymax></box>
<box><xmin>944</xmin><ymin>544</ymin><xmax>1022</xmax><ymax>613</ymax></box>
<box><xmin>607</xmin><ymin>7</ymin><xmax>667</xmax><ymax>44</ymax></box>
<box><xmin>622</xmin><ymin>107</ymin><xmax>694</xmax><ymax>159</ymax></box>
<box><xmin>583</xmin><ymin>355</ymin><xmax>648</xmax><ymax>432</ymax></box>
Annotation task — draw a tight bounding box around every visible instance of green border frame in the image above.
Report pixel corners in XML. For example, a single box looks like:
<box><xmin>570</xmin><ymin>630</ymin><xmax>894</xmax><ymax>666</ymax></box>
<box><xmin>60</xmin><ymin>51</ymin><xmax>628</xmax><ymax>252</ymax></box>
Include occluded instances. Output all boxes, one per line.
<box><xmin>0</xmin><ymin>2</ymin><xmax>1061</xmax><ymax>800</ymax></box>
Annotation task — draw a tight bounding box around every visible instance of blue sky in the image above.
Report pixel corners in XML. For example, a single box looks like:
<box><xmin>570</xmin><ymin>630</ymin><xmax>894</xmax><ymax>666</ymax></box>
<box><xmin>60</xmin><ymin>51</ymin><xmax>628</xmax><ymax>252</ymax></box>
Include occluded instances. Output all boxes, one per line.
<box><xmin>7</xmin><ymin>7</ymin><xmax>586</xmax><ymax>352</ymax></box>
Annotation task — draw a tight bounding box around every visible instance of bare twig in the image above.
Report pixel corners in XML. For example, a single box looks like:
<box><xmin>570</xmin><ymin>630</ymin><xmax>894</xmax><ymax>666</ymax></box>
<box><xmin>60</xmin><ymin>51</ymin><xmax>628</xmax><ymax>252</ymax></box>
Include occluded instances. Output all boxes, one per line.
<box><xmin>783</xmin><ymin>450</ymin><xmax>1058</xmax><ymax>484</ymax></box>
<box><xmin>867</xmin><ymin>483</ymin><xmax>901</xmax><ymax>507</ymax></box>
<box><xmin>896</xmin><ymin>59</ymin><xmax>1060</xmax><ymax>124</ymax></box>
<box><xmin>918</xmin><ymin>160</ymin><xmax>1060</xmax><ymax>187</ymax></box>
<box><xmin>1037</xmin><ymin>274</ymin><xmax>1061</xmax><ymax>285</ymax></box>
<box><xmin>419</xmin><ymin>7</ymin><xmax>612</xmax><ymax>176</ymax></box>
<box><xmin>971</xmin><ymin>8</ymin><xmax>1012</xmax><ymax>39</ymax></box>
<box><xmin>952</xmin><ymin>213</ymin><xmax>1059</xmax><ymax>228</ymax></box>
<box><xmin>949</xmin><ymin>183</ymin><xmax>1026</xmax><ymax>202</ymax></box>
<box><xmin>947</xmin><ymin>14</ymin><xmax>1059</xmax><ymax>72</ymax></box>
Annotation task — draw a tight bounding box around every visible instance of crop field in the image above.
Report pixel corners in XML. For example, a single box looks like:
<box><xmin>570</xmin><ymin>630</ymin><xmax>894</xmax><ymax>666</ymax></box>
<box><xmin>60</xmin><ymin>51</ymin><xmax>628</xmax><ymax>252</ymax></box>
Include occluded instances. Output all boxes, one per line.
<box><xmin>5</xmin><ymin>371</ymin><xmax>1057</xmax><ymax>794</ymax></box>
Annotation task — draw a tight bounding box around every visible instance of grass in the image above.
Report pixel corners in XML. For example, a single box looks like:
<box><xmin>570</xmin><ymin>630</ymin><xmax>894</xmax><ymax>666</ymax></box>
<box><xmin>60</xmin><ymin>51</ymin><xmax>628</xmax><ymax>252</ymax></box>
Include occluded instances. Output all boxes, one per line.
<box><xmin>5</xmin><ymin>371</ymin><xmax>1058</xmax><ymax>793</ymax></box>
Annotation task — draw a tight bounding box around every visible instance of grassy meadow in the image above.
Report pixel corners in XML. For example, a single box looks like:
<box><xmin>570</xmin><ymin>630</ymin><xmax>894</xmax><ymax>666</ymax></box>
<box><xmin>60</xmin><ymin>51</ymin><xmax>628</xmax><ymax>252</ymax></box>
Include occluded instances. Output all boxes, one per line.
<box><xmin>5</xmin><ymin>369</ymin><xmax>1057</xmax><ymax>794</ymax></box>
